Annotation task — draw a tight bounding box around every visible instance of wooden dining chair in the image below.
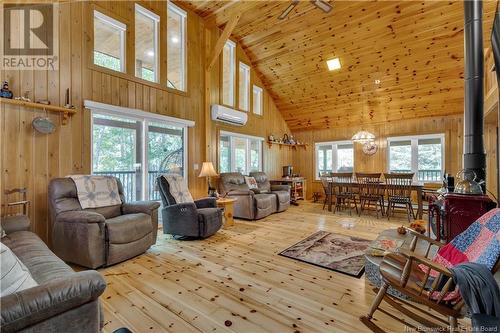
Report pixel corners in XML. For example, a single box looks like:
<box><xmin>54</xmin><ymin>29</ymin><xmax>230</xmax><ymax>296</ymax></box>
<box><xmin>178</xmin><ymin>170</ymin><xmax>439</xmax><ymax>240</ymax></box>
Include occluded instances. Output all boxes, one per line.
<box><xmin>320</xmin><ymin>176</ymin><xmax>333</xmax><ymax>210</ymax></box>
<box><xmin>384</xmin><ymin>173</ymin><xmax>415</xmax><ymax>222</ymax></box>
<box><xmin>356</xmin><ymin>172</ymin><xmax>384</xmax><ymax>218</ymax></box>
<box><xmin>331</xmin><ymin>172</ymin><xmax>358</xmax><ymax>215</ymax></box>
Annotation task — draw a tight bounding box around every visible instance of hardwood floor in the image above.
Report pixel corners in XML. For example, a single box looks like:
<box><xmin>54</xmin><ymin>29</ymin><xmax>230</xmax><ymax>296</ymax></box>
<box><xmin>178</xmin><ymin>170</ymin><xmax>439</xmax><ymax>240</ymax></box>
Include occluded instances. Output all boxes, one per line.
<box><xmin>99</xmin><ymin>202</ymin><xmax>466</xmax><ymax>333</ymax></box>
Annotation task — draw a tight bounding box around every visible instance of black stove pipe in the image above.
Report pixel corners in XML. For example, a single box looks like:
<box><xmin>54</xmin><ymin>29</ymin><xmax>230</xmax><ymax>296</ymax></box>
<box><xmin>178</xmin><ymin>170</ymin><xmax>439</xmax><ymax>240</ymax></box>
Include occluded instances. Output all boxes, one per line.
<box><xmin>463</xmin><ymin>0</ymin><xmax>486</xmax><ymax>192</ymax></box>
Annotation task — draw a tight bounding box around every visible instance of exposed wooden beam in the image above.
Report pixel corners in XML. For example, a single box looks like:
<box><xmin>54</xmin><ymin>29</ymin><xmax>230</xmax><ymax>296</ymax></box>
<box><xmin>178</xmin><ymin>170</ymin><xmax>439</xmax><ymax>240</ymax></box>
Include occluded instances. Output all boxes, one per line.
<box><xmin>206</xmin><ymin>13</ymin><xmax>241</xmax><ymax>71</ymax></box>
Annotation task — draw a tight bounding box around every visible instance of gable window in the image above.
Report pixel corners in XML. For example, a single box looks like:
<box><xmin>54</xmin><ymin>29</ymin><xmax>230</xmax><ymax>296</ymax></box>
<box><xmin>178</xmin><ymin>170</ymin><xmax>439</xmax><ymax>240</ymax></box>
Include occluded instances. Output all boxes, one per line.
<box><xmin>238</xmin><ymin>62</ymin><xmax>250</xmax><ymax>111</ymax></box>
<box><xmin>222</xmin><ymin>40</ymin><xmax>236</xmax><ymax>106</ymax></box>
<box><xmin>135</xmin><ymin>5</ymin><xmax>159</xmax><ymax>82</ymax></box>
<box><xmin>87</xmin><ymin>100</ymin><xmax>193</xmax><ymax>202</ymax></box>
<box><xmin>315</xmin><ymin>141</ymin><xmax>354</xmax><ymax>179</ymax></box>
<box><xmin>93</xmin><ymin>10</ymin><xmax>126</xmax><ymax>72</ymax></box>
<box><xmin>167</xmin><ymin>2</ymin><xmax>187</xmax><ymax>91</ymax></box>
<box><xmin>388</xmin><ymin>134</ymin><xmax>444</xmax><ymax>182</ymax></box>
<box><xmin>219</xmin><ymin>131</ymin><xmax>263</xmax><ymax>175</ymax></box>
<box><xmin>253</xmin><ymin>85</ymin><xmax>263</xmax><ymax>115</ymax></box>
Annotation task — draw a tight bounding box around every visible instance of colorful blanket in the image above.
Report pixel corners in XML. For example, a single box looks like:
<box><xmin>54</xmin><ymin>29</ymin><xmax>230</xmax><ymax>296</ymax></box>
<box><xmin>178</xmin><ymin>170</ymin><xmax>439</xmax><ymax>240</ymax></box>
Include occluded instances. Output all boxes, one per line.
<box><xmin>69</xmin><ymin>175</ymin><xmax>122</xmax><ymax>209</ymax></box>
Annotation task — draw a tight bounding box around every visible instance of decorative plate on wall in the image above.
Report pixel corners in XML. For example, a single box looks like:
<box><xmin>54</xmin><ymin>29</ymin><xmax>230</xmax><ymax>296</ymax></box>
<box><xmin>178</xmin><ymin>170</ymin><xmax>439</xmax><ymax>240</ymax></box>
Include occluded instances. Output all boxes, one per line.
<box><xmin>362</xmin><ymin>141</ymin><xmax>378</xmax><ymax>155</ymax></box>
<box><xmin>32</xmin><ymin>117</ymin><xmax>56</xmax><ymax>134</ymax></box>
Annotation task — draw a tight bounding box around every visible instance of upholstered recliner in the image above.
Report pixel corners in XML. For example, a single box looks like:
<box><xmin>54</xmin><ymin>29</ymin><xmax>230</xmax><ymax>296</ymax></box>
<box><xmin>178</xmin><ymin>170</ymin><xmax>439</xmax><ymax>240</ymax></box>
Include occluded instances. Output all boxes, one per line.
<box><xmin>219</xmin><ymin>172</ymin><xmax>277</xmax><ymax>220</ymax></box>
<box><xmin>249</xmin><ymin>172</ymin><xmax>290</xmax><ymax>213</ymax></box>
<box><xmin>48</xmin><ymin>177</ymin><xmax>160</xmax><ymax>269</ymax></box>
<box><xmin>157</xmin><ymin>176</ymin><xmax>222</xmax><ymax>239</ymax></box>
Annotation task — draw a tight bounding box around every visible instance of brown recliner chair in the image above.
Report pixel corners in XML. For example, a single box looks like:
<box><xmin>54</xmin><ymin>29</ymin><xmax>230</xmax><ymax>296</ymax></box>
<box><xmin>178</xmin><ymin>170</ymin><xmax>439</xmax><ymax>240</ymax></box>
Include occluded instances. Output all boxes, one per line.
<box><xmin>249</xmin><ymin>172</ymin><xmax>290</xmax><ymax>212</ymax></box>
<box><xmin>48</xmin><ymin>177</ymin><xmax>160</xmax><ymax>269</ymax></box>
<box><xmin>219</xmin><ymin>172</ymin><xmax>276</xmax><ymax>220</ymax></box>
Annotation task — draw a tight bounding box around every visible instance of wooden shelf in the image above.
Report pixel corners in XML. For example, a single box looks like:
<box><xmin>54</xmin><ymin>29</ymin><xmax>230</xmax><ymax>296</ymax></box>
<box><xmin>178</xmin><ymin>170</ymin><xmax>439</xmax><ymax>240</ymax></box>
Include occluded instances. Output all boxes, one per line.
<box><xmin>267</xmin><ymin>141</ymin><xmax>308</xmax><ymax>150</ymax></box>
<box><xmin>1</xmin><ymin>98</ymin><xmax>77</xmax><ymax>125</ymax></box>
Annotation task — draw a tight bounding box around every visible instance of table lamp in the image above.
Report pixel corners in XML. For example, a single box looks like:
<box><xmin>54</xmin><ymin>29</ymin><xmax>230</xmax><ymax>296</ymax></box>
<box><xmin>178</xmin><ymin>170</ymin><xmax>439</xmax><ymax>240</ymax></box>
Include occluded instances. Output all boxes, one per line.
<box><xmin>198</xmin><ymin>162</ymin><xmax>218</xmax><ymax>197</ymax></box>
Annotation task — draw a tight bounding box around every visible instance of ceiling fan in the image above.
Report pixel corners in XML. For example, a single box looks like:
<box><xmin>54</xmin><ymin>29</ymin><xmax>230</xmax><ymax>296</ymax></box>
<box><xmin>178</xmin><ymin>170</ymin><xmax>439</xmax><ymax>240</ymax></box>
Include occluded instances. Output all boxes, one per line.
<box><xmin>278</xmin><ymin>0</ymin><xmax>333</xmax><ymax>20</ymax></box>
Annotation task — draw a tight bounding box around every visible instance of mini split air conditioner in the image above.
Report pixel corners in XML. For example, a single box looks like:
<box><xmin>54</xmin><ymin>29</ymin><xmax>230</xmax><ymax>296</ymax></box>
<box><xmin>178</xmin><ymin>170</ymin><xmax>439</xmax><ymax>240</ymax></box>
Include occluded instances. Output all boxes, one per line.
<box><xmin>211</xmin><ymin>104</ymin><xmax>247</xmax><ymax>126</ymax></box>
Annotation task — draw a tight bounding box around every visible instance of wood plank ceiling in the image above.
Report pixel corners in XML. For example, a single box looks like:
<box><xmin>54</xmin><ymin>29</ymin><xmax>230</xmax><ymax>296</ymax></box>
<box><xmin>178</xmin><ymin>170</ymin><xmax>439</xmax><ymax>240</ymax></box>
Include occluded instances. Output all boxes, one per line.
<box><xmin>182</xmin><ymin>0</ymin><xmax>498</xmax><ymax>131</ymax></box>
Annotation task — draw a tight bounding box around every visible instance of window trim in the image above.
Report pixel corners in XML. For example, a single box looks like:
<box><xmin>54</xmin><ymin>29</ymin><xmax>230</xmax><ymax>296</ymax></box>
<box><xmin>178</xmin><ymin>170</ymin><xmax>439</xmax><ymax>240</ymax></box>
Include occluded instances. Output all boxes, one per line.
<box><xmin>167</xmin><ymin>2</ymin><xmax>187</xmax><ymax>92</ymax></box>
<box><xmin>387</xmin><ymin>133</ymin><xmax>445</xmax><ymax>183</ymax></box>
<box><xmin>218</xmin><ymin>130</ymin><xmax>264</xmax><ymax>174</ymax></box>
<box><xmin>93</xmin><ymin>10</ymin><xmax>127</xmax><ymax>73</ymax></box>
<box><xmin>252</xmin><ymin>85</ymin><xmax>263</xmax><ymax>115</ymax></box>
<box><xmin>87</xmin><ymin>100</ymin><xmax>191</xmax><ymax>200</ymax></box>
<box><xmin>238</xmin><ymin>62</ymin><xmax>251</xmax><ymax>111</ymax></box>
<box><xmin>314</xmin><ymin>140</ymin><xmax>354</xmax><ymax>180</ymax></box>
<box><xmin>134</xmin><ymin>4</ymin><xmax>160</xmax><ymax>83</ymax></box>
<box><xmin>221</xmin><ymin>40</ymin><xmax>236</xmax><ymax>107</ymax></box>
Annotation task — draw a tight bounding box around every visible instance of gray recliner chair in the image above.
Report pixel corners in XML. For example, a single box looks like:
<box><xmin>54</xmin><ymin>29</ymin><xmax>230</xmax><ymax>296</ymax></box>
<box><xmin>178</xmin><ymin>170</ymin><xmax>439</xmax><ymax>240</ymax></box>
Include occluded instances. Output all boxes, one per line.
<box><xmin>219</xmin><ymin>172</ymin><xmax>277</xmax><ymax>220</ymax></box>
<box><xmin>48</xmin><ymin>177</ymin><xmax>160</xmax><ymax>269</ymax></box>
<box><xmin>157</xmin><ymin>176</ymin><xmax>222</xmax><ymax>239</ymax></box>
<box><xmin>249</xmin><ymin>172</ymin><xmax>291</xmax><ymax>212</ymax></box>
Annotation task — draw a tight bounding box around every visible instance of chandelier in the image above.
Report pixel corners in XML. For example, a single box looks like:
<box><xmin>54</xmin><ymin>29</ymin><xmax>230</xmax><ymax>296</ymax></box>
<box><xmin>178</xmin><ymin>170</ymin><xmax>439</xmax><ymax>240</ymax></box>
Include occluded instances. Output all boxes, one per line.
<box><xmin>351</xmin><ymin>130</ymin><xmax>375</xmax><ymax>143</ymax></box>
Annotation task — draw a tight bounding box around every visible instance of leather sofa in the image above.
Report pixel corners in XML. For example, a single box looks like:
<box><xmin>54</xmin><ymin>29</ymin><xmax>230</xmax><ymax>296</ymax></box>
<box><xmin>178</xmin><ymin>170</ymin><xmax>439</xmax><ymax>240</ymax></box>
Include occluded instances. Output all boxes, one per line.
<box><xmin>249</xmin><ymin>172</ymin><xmax>291</xmax><ymax>212</ymax></box>
<box><xmin>0</xmin><ymin>221</ymin><xmax>106</xmax><ymax>333</ymax></box>
<box><xmin>218</xmin><ymin>172</ymin><xmax>290</xmax><ymax>220</ymax></box>
<box><xmin>48</xmin><ymin>177</ymin><xmax>160</xmax><ymax>269</ymax></box>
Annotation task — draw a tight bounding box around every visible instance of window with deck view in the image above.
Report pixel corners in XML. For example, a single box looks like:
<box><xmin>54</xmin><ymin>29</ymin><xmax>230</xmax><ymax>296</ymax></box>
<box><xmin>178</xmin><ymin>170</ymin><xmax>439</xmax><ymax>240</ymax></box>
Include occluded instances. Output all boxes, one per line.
<box><xmin>135</xmin><ymin>4</ymin><xmax>160</xmax><ymax>82</ymax></box>
<box><xmin>167</xmin><ymin>2</ymin><xmax>187</xmax><ymax>91</ymax></box>
<box><xmin>219</xmin><ymin>132</ymin><xmax>263</xmax><ymax>175</ymax></box>
<box><xmin>315</xmin><ymin>141</ymin><xmax>354</xmax><ymax>179</ymax></box>
<box><xmin>388</xmin><ymin>134</ymin><xmax>444</xmax><ymax>182</ymax></box>
<box><xmin>222</xmin><ymin>41</ymin><xmax>236</xmax><ymax>106</ymax></box>
<box><xmin>93</xmin><ymin>10</ymin><xmax>126</xmax><ymax>72</ymax></box>
<box><xmin>92</xmin><ymin>112</ymin><xmax>186</xmax><ymax>202</ymax></box>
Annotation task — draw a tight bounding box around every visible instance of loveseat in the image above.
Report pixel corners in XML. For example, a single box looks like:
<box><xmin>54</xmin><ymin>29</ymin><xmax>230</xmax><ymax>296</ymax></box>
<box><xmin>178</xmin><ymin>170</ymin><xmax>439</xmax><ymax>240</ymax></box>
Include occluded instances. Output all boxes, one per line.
<box><xmin>0</xmin><ymin>221</ymin><xmax>106</xmax><ymax>333</ymax></box>
<box><xmin>218</xmin><ymin>172</ymin><xmax>290</xmax><ymax>220</ymax></box>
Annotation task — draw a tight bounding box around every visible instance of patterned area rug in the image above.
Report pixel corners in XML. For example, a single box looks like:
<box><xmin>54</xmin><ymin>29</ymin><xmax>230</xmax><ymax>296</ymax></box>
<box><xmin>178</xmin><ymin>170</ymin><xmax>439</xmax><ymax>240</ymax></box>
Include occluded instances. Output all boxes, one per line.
<box><xmin>279</xmin><ymin>231</ymin><xmax>371</xmax><ymax>278</ymax></box>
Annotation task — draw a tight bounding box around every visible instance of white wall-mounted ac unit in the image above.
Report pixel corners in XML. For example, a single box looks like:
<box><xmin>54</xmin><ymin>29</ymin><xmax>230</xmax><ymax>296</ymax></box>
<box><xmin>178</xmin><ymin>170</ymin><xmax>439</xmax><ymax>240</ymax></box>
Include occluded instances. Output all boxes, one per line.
<box><xmin>211</xmin><ymin>104</ymin><xmax>247</xmax><ymax>126</ymax></box>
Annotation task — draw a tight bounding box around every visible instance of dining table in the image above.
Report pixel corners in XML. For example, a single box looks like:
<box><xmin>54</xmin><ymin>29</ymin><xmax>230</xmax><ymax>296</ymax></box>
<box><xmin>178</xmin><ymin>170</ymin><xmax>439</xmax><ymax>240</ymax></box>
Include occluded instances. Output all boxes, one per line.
<box><xmin>325</xmin><ymin>180</ymin><xmax>425</xmax><ymax>219</ymax></box>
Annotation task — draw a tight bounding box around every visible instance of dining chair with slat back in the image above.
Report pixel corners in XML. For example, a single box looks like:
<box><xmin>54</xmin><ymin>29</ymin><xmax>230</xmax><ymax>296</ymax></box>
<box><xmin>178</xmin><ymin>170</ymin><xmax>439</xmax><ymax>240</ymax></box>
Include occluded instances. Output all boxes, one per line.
<box><xmin>1</xmin><ymin>188</ymin><xmax>31</xmax><ymax>233</ymax></box>
<box><xmin>331</xmin><ymin>172</ymin><xmax>358</xmax><ymax>215</ymax></box>
<box><xmin>384</xmin><ymin>173</ymin><xmax>415</xmax><ymax>222</ymax></box>
<box><xmin>356</xmin><ymin>172</ymin><xmax>384</xmax><ymax>218</ymax></box>
<box><xmin>320</xmin><ymin>176</ymin><xmax>333</xmax><ymax>210</ymax></box>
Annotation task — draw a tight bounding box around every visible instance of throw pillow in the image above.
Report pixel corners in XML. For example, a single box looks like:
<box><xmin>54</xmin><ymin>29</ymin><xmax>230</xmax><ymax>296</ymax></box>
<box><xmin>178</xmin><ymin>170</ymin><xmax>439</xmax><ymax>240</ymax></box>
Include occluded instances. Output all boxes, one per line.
<box><xmin>245</xmin><ymin>176</ymin><xmax>258</xmax><ymax>189</ymax></box>
<box><xmin>0</xmin><ymin>242</ymin><xmax>38</xmax><ymax>297</ymax></box>
<box><xmin>162</xmin><ymin>174</ymin><xmax>194</xmax><ymax>204</ymax></box>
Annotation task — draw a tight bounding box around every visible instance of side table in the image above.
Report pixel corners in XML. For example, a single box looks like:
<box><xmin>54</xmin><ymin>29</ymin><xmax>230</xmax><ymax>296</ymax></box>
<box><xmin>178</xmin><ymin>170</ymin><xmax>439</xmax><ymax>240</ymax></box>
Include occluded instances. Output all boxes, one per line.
<box><xmin>216</xmin><ymin>197</ymin><xmax>237</xmax><ymax>228</ymax></box>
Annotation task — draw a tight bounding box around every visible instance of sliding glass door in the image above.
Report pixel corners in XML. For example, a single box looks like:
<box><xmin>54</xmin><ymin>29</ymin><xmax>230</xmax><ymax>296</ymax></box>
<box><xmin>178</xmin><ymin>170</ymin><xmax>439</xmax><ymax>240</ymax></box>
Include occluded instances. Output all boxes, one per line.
<box><xmin>92</xmin><ymin>110</ymin><xmax>187</xmax><ymax>201</ymax></box>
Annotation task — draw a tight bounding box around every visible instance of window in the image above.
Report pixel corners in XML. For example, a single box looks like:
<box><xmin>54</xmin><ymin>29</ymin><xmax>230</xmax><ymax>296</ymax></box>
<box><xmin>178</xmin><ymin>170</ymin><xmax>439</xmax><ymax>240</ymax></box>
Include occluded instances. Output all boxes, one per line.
<box><xmin>93</xmin><ymin>10</ymin><xmax>126</xmax><ymax>72</ymax></box>
<box><xmin>222</xmin><ymin>40</ymin><xmax>236</xmax><ymax>106</ymax></box>
<box><xmin>135</xmin><ymin>5</ymin><xmax>159</xmax><ymax>82</ymax></box>
<box><xmin>253</xmin><ymin>85</ymin><xmax>263</xmax><ymax>115</ymax></box>
<box><xmin>88</xmin><ymin>101</ymin><xmax>192</xmax><ymax>202</ymax></box>
<box><xmin>315</xmin><ymin>141</ymin><xmax>354</xmax><ymax>179</ymax></box>
<box><xmin>219</xmin><ymin>131</ymin><xmax>263</xmax><ymax>175</ymax></box>
<box><xmin>388</xmin><ymin>134</ymin><xmax>444</xmax><ymax>182</ymax></box>
<box><xmin>239</xmin><ymin>62</ymin><xmax>250</xmax><ymax>111</ymax></box>
<box><xmin>167</xmin><ymin>2</ymin><xmax>187</xmax><ymax>91</ymax></box>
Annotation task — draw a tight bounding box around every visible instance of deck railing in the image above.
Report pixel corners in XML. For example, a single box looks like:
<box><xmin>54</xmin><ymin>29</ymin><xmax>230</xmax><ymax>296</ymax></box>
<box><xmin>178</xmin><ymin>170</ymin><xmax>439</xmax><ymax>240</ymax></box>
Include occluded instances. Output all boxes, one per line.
<box><xmin>391</xmin><ymin>169</ymin><xmax>442</xmax><ymax>182</ymax></box>
<box><xmin>93</xmin><ymin>170</ymin><xmax>163</xmax><ymax>202</ymax></box>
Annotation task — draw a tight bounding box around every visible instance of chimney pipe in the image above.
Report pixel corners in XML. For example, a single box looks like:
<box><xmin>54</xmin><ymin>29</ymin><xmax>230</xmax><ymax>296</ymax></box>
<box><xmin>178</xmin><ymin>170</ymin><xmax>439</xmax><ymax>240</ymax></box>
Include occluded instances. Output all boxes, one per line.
<box><xmin>463</xmin><ymin>0</ymin><xmax>486</xmax><ymax>191</ymax></box>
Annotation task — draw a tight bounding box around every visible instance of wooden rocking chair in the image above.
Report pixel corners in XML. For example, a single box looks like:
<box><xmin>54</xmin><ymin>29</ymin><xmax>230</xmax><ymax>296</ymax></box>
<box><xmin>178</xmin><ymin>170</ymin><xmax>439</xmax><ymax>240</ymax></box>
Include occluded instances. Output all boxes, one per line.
<box><xmin>364</xmin><ymin>227</ymin><xmax>500</xmax><ymax>330</ymax></box>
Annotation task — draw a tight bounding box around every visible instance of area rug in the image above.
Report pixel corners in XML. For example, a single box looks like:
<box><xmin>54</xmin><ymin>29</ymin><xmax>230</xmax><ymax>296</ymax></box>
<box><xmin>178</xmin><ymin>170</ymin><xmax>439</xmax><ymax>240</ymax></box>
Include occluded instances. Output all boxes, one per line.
<box><xmin>279</xmin><ymin>231</ymin><xmax>371</xmax><ymax>278</ymax></box>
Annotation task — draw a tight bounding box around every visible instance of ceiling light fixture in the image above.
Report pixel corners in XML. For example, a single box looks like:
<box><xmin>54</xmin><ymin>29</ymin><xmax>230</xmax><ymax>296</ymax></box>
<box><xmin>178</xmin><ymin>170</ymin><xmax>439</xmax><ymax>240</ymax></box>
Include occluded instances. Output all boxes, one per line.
<box><xmin>374</xmin><ymin>79</ymin><xmax>381</xmax><ymax>84</ymax></box>
<box><xmin>351</xmin><ymin>130</ymin><xmax>375</xmax><ymax>143</ymax></box>
<box><xmin>327</xmin><ymin>58</ymin><xmax>341</xmax><ymax>71</ymax></box>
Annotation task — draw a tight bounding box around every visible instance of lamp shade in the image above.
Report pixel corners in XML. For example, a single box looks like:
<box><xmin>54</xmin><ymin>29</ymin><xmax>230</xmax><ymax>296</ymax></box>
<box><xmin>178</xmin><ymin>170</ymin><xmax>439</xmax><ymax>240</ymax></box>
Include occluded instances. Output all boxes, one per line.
<box><xmin>351</xmin><ymin>130</ymin><xmax>375</xmax><ymax>143</ymax></box>
<box><xmin>198</xmin><ymin>162</ymin><xmax>218</xmax><ymax>177</ymax></box>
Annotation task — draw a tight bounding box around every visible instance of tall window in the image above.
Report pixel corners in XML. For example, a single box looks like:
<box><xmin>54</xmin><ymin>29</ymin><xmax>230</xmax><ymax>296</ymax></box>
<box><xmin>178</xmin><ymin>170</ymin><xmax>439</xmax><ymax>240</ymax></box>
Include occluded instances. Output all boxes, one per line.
<box><xmin>93</xmin><ymin>11</ymin><xmax>126</xmax><ymax>72</ymax></box>
<box><xmin>315</xmin><ymin>141</ymin><xmax>354</xmax><ymax>179</ymax></box>
<box><xmin>167</xmin><ymin>2</ymin><xmax>187</xmax><ymax>91</ymax></box>
<box><xmin>253</xmin><ymin>85</ymin><xmax>263</xmax><ymax>115</ymax></box>
<box><xmin>222</xmin><ymin>40</ymin><xmax>236</xmax><ymax>106</ymax></box>
<box><xmin>219</xmin><ymin>131</ymin><xmax>263</xmax><ymax>175</ymax></box>
<box><xmin>388</xmin><ymin>134</ymin><xmax>444</xmax><ymax>182</ymax></box>
<box><xmin>239</xmin><ymin>62</ymin><xmax>250</xmax><ymax>111</ymax></box>
<box><xmin>135</xmin><ymin>5</ymin><xmax>159</xmax><ymax>82</ymax></box>
<box><xmin>89</xmin><ymin>102</ymin><xmax>190</xmax><ymax>202</ymax></box>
